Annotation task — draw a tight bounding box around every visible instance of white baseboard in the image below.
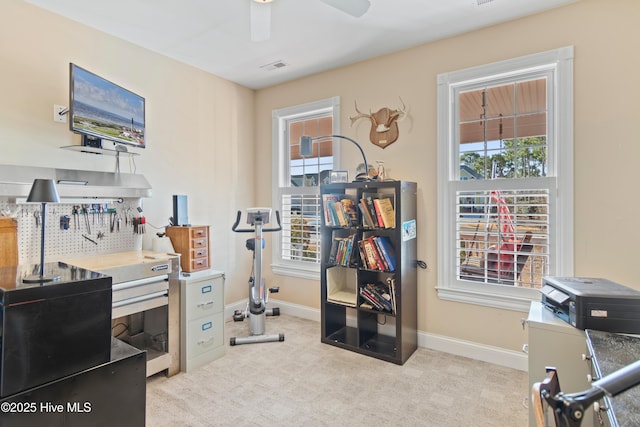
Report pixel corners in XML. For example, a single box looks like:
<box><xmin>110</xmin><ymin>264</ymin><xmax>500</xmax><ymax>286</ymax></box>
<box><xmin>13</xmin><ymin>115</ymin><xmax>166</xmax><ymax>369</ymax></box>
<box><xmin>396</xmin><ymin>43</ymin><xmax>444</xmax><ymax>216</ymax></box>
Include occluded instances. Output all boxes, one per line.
<box><xmin>224</xmin><ymin>298</ymin><xmax>320</xmax><ymax>322</ymax></box>
<box><xmin>418</xmin><ymin>331</ymin><xmax>527</xmax><ymax>371</ymax></box>
<box><xmin>226</xmin><ymin>298</ymin><xmax>527</xmax><ymax>372</ymax></box>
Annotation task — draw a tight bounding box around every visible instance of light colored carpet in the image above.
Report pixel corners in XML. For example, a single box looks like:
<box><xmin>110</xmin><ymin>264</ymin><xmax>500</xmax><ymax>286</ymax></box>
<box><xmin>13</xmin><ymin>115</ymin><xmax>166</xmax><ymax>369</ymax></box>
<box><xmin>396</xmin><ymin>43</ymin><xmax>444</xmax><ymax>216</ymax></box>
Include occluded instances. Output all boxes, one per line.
<box><xmin>146</xmin><ymin>315</ymin><xmax>528</xmax><ymax>426</ymax></box>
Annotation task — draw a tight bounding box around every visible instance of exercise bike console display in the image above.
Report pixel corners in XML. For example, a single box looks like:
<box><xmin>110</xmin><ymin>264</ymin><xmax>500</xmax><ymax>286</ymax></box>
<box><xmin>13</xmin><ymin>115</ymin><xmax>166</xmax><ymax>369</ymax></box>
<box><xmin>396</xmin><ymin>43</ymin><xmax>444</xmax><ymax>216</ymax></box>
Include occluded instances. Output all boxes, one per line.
<box><xmin>245</xmin><ymin>207</ymin><xmax>271</xmax><ymax>225</ymax></box>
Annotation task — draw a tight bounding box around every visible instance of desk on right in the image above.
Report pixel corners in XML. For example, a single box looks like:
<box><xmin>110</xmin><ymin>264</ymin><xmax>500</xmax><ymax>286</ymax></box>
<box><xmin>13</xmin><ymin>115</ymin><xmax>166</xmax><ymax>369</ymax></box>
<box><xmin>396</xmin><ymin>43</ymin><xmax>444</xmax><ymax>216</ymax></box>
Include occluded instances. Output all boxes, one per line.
<box><xmin>586</xmin><ymin>329</ymin><xmax>640</xmax><ymax>427</ymax></box>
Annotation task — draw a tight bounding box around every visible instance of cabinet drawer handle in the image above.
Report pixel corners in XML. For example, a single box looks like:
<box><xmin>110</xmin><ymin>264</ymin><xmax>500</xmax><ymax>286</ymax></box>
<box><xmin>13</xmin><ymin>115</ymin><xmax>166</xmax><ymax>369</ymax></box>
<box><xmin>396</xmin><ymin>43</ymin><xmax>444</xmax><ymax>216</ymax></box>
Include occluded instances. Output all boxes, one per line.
<box><xmin>197</xmin><ymin>300</ymin><xmax>215</xmax><ymax>308</ymax></box>
<box><xmin>197</xmin><ymin>337</ymin><xmax>215</xmax><ymax>345</ymax></box>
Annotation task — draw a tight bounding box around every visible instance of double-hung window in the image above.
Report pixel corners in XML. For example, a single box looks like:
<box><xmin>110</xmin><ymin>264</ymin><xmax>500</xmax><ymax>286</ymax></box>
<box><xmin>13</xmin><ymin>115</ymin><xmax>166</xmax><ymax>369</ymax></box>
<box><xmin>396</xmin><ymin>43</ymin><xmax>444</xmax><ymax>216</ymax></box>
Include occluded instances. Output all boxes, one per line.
<box><xmin>437</xmin><ymin>47</ymin><xmax>574</xmax><ymax>311</ymax></box>
<box><xmin>271</xmin><ymin>97</ymin><xmax>339</xmax><ymax>279</ymax></box>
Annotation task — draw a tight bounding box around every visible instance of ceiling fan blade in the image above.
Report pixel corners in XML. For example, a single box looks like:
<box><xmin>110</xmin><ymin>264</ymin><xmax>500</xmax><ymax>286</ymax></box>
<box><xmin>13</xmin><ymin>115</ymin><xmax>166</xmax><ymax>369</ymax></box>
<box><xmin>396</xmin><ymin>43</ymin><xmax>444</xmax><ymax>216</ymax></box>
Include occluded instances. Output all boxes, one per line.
<box><xmin>320</xmin><ymin>0</ymin><xmax>370</xmax><ymax>18</ymax></box>
<box><xmin>250</xmin><ymin>1</ymin><xmax>271</xmax><ymax>42</ymax></box>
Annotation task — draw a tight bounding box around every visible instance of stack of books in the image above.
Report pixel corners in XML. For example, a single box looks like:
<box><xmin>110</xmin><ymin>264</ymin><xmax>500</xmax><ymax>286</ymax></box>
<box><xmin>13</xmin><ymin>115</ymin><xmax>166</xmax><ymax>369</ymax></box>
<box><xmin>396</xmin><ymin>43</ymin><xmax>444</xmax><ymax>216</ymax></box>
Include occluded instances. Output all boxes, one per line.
<box><xmin>322</xmin><ymin>194</ymin><xmax>359</xmax><ymax>227</ymax></box>
<box><xmin>328</xmin><ymin>233</ymin><xmax>357</xmax><ymax>267</ymax></box>
<box><xmin>359</xmin><ymin>280</ymin><xmax>396</xmax><ymax>314</ymax></box>
<box><xmin>358</xmin><ymin>195</ymin><xmax>395</xmax><ymax>229</ymax></box>
<box><xmin>357</xmin><ymin>235</ymin><xmax>396</xmax><ymax>272</ymax></box>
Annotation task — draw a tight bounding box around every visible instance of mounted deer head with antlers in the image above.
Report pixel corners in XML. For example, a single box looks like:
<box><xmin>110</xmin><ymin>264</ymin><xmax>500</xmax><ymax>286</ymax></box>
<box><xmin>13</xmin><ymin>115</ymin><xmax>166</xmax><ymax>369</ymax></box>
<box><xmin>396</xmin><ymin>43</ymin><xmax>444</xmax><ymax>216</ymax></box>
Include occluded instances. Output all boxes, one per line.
<box><xmin>349</xmin><ymin>98</ymin><xmax>407</xmax><ymax>149</ymax></box>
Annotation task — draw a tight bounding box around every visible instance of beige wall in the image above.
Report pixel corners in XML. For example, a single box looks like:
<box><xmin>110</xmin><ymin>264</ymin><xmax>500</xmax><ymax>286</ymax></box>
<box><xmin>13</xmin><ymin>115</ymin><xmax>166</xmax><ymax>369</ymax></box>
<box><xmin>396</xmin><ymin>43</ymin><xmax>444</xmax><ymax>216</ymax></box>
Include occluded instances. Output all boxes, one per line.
<box><xmin>255</xmin><ymin>0</ymin><xmax>640</xmax><ymax>352</ymax></box>
<box><xmin>0</xmin><ymin>0</ymin><xmax>255</xmax><ymax>303</ymax></box>
<box><xmin>4</xmin><ymin>0</ymin><xmax>639</xmax><ymax>355</ymax></box>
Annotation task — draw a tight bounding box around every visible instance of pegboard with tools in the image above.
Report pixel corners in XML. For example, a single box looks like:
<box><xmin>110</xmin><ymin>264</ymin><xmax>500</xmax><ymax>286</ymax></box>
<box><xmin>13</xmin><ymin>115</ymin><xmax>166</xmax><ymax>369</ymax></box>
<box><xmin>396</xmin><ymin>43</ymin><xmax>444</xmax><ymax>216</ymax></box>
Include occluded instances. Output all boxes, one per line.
<box><xmin>0</xmin><ymin>198</ymin><xmax>145</xmax><ymax>265</ymax></box>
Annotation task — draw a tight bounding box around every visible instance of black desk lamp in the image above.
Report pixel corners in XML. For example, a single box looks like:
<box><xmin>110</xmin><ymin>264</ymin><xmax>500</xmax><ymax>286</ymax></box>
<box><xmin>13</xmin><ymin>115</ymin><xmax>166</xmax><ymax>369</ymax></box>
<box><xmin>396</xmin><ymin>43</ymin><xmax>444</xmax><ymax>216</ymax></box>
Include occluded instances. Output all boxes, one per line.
<box><xmin>300</xmin><ymin>135</ymin><xmax>370</xmax><ymax>181</ymax></box>
<box><xmin>23</xmin><ymin>179</ymin><xmax>61</xmax><ymax>283</ymax></box>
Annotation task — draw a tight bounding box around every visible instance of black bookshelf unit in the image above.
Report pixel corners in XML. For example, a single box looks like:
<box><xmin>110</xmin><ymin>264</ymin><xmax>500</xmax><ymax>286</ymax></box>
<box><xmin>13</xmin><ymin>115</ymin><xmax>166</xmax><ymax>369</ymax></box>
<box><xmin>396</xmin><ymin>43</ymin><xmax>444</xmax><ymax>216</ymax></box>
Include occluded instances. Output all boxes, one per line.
<box><xmin>320</xmin><ymin>180</ymin><xmax>417</xmax><ymax>364</ymax></box>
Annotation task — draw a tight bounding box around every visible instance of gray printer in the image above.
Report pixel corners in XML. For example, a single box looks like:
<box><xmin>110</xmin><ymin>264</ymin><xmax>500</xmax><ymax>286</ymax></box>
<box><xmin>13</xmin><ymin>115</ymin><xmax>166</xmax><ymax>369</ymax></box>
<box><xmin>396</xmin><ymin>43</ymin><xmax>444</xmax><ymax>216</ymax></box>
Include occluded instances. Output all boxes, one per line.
<box><xmin>541</xmin><ymin>276</ymin><xmax>640</xmax><ymax>334</ymax></box>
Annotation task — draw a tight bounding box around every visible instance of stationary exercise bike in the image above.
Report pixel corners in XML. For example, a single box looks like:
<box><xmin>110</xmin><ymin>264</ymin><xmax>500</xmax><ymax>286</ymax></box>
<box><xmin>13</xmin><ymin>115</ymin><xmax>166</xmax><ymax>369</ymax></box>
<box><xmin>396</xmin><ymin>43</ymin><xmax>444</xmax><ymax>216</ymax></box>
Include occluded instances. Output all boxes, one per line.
<box><xmin>230</xmin><ymin>208</ymin><xmax>285</xmax><ymax>346</ymax></box>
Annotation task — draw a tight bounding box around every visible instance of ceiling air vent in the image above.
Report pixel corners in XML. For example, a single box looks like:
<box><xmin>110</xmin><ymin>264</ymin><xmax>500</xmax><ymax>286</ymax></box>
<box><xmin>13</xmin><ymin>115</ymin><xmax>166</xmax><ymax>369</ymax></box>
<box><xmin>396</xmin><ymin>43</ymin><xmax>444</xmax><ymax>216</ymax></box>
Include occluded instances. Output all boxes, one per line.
<box><xmin>260</xmin><ymin>60</ymin><xmax>288</xmax><ymax>71</ymax></box>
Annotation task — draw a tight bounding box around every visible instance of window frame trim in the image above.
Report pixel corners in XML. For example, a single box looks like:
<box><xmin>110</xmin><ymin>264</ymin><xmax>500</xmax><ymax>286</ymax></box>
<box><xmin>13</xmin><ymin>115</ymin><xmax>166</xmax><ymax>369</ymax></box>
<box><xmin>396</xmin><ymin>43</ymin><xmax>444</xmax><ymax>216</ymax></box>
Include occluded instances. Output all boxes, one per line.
<box><xmin>271</xmin><ymin>96</ymin><xmax>340</xmax><ymax>279</ymax></box>
<box><xmin>436</xmin><ymin>47</ymin><xmax>574</xmax><ymax>312</ymax></box>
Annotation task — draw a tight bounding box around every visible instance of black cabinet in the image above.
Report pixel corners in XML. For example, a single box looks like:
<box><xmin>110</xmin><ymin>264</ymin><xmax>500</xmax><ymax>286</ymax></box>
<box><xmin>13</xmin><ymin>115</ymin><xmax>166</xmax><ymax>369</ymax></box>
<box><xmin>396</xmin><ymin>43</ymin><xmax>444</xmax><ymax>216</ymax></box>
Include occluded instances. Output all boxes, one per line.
<box><xmin>0</xmin><ymin>262</ymin><xmax>112</xmax><ymax>397</ymax></box>
<box><xmin>1</xmin><ymin>338</ymin><xmax>146</xmax><ymax>427</ymax></box>
<box><xmin>320</xmin><ymin>181</ymin><xmax>417</xmax><ymax>364</ymax></box>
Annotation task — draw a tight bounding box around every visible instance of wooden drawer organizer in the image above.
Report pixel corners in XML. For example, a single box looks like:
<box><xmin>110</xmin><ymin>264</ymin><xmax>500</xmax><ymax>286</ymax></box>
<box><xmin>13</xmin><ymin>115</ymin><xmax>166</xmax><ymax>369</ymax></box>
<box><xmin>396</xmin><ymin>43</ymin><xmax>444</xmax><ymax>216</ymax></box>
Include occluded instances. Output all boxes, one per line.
<box><xmin>0</xmin><ymin>217</ymin><xmax>18</xmax><ymax>268</ymax></box>
<box><xmin>166</xmin><ymin>225</ymin><xmax>210</xmax><ymax>272</ymax></box>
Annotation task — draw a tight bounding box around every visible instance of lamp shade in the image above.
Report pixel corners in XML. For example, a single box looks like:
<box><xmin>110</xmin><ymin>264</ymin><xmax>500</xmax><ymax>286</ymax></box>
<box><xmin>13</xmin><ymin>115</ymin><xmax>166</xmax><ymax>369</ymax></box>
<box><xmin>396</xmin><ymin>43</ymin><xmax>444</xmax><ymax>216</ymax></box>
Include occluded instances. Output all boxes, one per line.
<box><xmin>26</xmin><ymin>179</ymin><xmax>60</xmax><ymax>203</ymax></box>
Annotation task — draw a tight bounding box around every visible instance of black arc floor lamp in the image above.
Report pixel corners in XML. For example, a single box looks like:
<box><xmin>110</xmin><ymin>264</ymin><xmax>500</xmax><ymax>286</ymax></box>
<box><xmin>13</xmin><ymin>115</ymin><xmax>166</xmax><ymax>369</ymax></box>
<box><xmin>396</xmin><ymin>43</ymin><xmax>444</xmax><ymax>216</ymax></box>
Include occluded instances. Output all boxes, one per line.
<box><xmin>23</xmin><ymin>178</ymin><xmax>61</xmax><ymax>283</ymax></box>
<box><xmin>300</xmin><ymin>135</ymin><xmax>370</xmax><ymax>181</ymax></box>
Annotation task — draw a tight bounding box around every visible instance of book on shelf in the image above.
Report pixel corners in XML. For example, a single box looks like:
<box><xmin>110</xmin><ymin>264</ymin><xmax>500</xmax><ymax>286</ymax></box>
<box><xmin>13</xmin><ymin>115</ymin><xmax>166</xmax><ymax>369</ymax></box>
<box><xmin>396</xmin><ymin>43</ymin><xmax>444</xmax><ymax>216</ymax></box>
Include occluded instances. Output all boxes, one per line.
<box><xmin>387</xmin><ymin>277</ymin><xmax>397</xmax><ymax>315</ymax></box>
<box><xmin>356</xmin><ymin>239</ymin><xmax>369</xmax><ymax>270</ymax></box>
<box><xmin>359</xmin><ymin>282</ymin><xmax>395</xmax><ymax>313</ymax></box>
<box><xmin>366</xmin><ymin>196</ymin><xmax>384</xmax><ymax>228</ymax></box>
<box><xmin>367</xmin><ymin>237</ymin><xmax>387</xmax><ymax>271</ymax></box>
<box><xmin>322</xmin><ymin>194</ymin><xmax>339</xmax><ymax>226</ymax></box>
<box><xmin>373</xmin><ymin>235</ymin><xmax>396</xmax><ymax>272</ymax></box>
<box><xmin>323</xmin><ymin>194</ymin><xmax>358</xmax><ymax>227</ymax></box>
<box><xmin>375</xmin><ymin>197</ymin><xmax>395</xmax><ymax>228</ymax></box>
<box><xmin>359</xmin><ymin>239</ymin><xmax>380</xmax><ymax>270</ymax></box>
<box><xmin>358</xmin><ymin>236</ymin><xmax>396</xmax><ymax>272</ymax></box>
<box><xmin>328</xmin><ymin>236</ymin><xmax>340</xmax><ymax>265</ymax></box>
<box><xmin>328</xmin><ymin>233</ymin><xmax>356</xmax><ymax>267</ymax></box>
<box><xmin>340</xmin><ymin>198</ymin><xmax>359</xmax><ymax>226</ymax></box>
<box><xmin>359</xmin><ymin>194</ymin><xmax>395</xmax><ymax>229</ymax></box>
<box><xmin>359</xmin><ymin>287</ymin><xmax>385</xmax><ymax>311</ymax></box>
<box><xmin>359</xmin><ymin>198</ymin><xmax>377</xmax><ymax>229</ymax></box>
<box><xmin>371</xmin><ymin>282</ymin><xmax>394</xmax><ymax>314</ymax></box>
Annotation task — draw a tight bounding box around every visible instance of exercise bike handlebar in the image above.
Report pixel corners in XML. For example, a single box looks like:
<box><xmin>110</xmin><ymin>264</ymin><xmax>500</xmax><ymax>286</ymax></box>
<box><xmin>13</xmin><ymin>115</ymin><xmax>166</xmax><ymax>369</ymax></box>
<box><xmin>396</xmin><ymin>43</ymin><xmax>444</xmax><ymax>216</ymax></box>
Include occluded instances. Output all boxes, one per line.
<box><xmin>232</xmin><ymin>210</ymin><xmax>282</xmax><ymax>233</ymax></box>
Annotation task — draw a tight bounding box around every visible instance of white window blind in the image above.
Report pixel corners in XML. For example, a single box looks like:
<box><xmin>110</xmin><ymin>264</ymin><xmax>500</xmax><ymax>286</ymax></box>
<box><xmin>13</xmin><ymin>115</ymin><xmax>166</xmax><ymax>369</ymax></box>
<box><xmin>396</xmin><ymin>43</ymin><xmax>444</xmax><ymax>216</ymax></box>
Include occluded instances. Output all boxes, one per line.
<box><xmin>457</xmin><ymin>187</ymin><xmax>549</xmax><ymax>287</ymax></box>
<box><xmin>281</xmin><ymin>193</ymin><xmax>321</xmax><ymax>263</ymax></box>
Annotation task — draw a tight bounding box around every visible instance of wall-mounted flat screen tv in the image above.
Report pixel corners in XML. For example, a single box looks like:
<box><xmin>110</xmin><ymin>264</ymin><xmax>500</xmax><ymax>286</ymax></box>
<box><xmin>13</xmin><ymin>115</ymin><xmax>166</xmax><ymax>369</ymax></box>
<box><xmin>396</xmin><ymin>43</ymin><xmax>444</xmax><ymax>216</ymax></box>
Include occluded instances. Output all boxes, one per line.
<box><xmin>69</xmin><ymin>63</ymin><xmax>145</xmax><ymax>149</ymax></box>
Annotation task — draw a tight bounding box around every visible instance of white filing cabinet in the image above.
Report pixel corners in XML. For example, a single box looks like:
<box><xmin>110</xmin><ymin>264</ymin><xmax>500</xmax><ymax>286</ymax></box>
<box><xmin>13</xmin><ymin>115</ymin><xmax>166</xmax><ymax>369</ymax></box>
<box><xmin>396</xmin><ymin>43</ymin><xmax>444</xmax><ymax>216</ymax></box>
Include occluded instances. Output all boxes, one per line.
<box><xmin>180</xmin><ymin>270</ymin><xmax>225</xmax><ymax>372</ymax></box>
<box><xmin>526</xmin><ymin>301</ymin><xmax>593</xmax><ymax>427</ymax></box>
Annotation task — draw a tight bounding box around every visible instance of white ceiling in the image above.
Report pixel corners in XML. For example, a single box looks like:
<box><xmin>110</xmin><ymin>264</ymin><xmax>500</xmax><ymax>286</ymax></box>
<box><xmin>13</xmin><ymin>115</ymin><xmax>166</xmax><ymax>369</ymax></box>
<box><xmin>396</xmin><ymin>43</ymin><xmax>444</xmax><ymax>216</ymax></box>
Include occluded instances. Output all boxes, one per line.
<box><xmin>26</xmin><ymin>0</ymin><xmax>576</xmax><ymax>89</ymax></box>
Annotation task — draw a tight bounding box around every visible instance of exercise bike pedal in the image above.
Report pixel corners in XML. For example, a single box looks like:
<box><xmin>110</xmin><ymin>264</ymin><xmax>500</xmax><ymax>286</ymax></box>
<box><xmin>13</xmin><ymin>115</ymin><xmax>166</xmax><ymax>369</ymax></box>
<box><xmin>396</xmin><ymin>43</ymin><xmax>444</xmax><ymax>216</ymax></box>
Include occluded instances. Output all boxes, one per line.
<box><xmin>269</xmin><ymin>286</ymin><xmax>279</xmax><ymax>294</ymax></box>
<box><xmin>233</xmin><ymin>309</ymin><xmax>246</xmax><ymax>322</ymax></box>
